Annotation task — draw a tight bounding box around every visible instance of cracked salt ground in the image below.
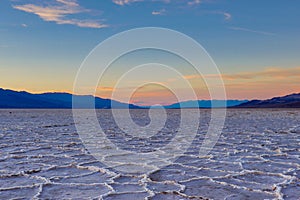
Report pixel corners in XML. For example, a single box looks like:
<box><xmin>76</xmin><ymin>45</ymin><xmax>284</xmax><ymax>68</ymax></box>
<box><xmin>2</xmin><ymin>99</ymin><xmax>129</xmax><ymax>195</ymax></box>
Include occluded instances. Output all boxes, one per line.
<box><xmin>0</xmin><ymin>109</ymin><xmax>299</xmax><ymax>199</ymax></box>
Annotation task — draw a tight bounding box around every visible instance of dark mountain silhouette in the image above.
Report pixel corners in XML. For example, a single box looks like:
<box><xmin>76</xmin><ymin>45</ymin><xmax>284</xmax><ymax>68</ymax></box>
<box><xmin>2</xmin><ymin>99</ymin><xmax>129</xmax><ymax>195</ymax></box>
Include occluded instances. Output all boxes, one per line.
<box><xmin>235</xmin><ymin>93</ymin><xmax>300</xmax><ymax>108</ymax></box>
<box><xmin>2</xmin><ymin>88</ymin><xmax>299</xmax><ymax>109</ymax></box>
<box><xmin>0</xmin><ymin>88</ymin><xmax>139</xmax><ymax>109</ymax></box>
<box><xmin>165</xmin><ymin>100</ymin><xmax>248</xmax><ymax>108</ymax></box>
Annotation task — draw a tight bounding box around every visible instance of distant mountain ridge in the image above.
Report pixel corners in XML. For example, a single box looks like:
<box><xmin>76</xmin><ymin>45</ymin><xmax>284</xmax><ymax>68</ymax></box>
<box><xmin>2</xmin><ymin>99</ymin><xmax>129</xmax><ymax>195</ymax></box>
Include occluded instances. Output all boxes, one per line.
<box><xmin>0</xmin><ymin>88</ymin><xmax>139</xmax><ymax>109</ymax></box>
<box><xmin>1</xmin><ymin>88</ymin><xmax>248</xmax><ymax>109</ymax></box>
<box><xmin>165</xmin><ymin>100</ymin><xmax>248</xmax><ymax>108</ymax></box>
<box><xmin>2</xmin><ymin>88</ymin><xmax>299</xmax><ymax>108</ymax></box>
<box><xmin>235</xmin><ymin>93</ymin><xmax>300</xmax><ymax>108</ymax></box>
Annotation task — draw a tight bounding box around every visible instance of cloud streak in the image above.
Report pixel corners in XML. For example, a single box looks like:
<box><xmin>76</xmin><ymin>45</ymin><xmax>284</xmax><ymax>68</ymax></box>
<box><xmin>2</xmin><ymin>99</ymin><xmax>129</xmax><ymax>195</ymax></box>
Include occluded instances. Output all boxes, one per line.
<box><xmin>187</xmin><ymin>0</ymin><xmax>201</xmax><ymax>6</ymax></box>
<box><xmin>152</xmin><ymin>8</ymin><xmax>166</xmax><ymax>15</ymax></box>
<box><xmin>112</xmin><ymin>0</ymin><xmax>143</xmax><ymax>6</ymax></box>
<box><xmin>184</xmin><ymin>67</ymin><xmax>300</xmax><ymax>100</ymax></box>
<box><xmin>13</xmin><ymin>0</ymin><xmax>108</xmax><ymax>28</ymax></box>
<box><xmin>222</xmin><ymin>67</ymin><xmax>300</xmax><ymax>80</ymax></box>
<box><xmin>113</xmin><ymin>0</ymin><xmax>201</xmax><ymax>6</ymax></box>
<box><xmin>223</xmin><ymin>12</ymin><xmax>231</xmax><ymax>20</ymax></box>
<box><xmin>184</xmin><ymin>67</ymin><xmax>300</xmax><ymax>81</ymax></box>
<box><xmin>229</xmin><ymin>26</ymin><xmax>275</xmax><ymax>36</ymax></box>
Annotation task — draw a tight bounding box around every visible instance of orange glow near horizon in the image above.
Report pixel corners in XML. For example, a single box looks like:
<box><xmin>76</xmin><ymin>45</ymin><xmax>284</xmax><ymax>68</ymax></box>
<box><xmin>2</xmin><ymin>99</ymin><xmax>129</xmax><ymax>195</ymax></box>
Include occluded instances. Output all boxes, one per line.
<box><xmin>2</xmin><ymin>66</ymin><xmax>300</xmax><ymax>105</ymax></box>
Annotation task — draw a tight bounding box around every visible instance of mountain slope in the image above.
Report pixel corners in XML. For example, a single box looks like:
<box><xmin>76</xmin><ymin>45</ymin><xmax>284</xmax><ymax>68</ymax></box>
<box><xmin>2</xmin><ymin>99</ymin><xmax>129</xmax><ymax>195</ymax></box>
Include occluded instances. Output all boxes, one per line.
<box><xmin>0</xmin><ymin>88</ymin><xmax>139</xmax><ymax>109</ymax></box>
<box><xmin>165</xmin><ymin>100</ymin><xmax>248</xmax><ymax>108</ymax></box>
<box><xmin>2</xmin><ymin>88</ymin><xmax>299</xmax><ymax>109</ymax></box>
<box><xmin>235</xmin><ymin>93</ymin><xmax>300</xmax><ymax>108</ymax></box>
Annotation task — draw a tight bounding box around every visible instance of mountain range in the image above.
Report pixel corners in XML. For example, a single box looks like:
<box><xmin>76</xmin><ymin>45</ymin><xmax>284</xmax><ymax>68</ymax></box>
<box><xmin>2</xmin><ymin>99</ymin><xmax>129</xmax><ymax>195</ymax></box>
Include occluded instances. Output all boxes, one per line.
<box><xmin>0</xmin><ymin>88</ymin><xmax>139</xmax><ymax>109</ymax></box>
<box><xmin>235</xmin><ymin>93</ymin><xmax>300</xmax><ymax>108</ymax></box>
<box><xmin>0</xmin><ymin>88</ymin><xmax>300</xmax><ymax>108</ymax></box>
<box><xmin>165</xmin><ymin>100</ymin><xmax>248</xmax><ymax>108</ymax></box>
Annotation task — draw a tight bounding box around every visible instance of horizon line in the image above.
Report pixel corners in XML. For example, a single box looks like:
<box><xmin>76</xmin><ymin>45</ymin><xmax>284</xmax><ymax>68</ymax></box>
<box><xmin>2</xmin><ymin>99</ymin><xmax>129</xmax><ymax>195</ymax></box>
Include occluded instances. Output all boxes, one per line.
<box><xmin>1</xmin><ymin>87</ymin><xmax>299</xmax><ymax>103</ymax></box>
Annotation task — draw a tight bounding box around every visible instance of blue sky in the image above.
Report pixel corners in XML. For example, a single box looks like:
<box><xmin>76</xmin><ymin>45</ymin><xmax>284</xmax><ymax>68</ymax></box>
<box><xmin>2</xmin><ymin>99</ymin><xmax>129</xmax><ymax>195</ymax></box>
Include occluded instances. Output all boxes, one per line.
<box><xmin>1</xmin><ymin>0</ymin><xmax>300</xmax><ymax>103</ymax></box>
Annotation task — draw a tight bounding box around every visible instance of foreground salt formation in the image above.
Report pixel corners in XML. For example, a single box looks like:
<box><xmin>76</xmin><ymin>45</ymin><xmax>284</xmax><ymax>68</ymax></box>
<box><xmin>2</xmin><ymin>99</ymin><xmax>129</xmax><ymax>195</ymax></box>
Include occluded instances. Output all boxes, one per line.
<box><xmin>0</xmin><ymin>109</ymin><xmax>299</xmax><ymax>199</ymax></box>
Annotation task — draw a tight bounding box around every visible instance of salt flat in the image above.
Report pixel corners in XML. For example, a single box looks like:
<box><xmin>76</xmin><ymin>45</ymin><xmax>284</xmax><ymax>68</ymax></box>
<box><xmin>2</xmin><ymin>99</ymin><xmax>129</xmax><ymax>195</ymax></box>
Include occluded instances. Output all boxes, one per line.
<box><xmin>0</xmin><ymin>109</ymin><xmax>299</xmax><ymax>199</ymax></box>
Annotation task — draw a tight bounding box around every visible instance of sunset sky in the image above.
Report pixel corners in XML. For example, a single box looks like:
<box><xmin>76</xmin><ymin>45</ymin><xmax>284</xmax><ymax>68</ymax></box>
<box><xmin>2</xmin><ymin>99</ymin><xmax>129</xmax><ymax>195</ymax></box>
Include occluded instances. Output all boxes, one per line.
<box><xmin>1</xmin><ymin>0</ymin><xmax>300</xmax><ymax>105</ymax></box>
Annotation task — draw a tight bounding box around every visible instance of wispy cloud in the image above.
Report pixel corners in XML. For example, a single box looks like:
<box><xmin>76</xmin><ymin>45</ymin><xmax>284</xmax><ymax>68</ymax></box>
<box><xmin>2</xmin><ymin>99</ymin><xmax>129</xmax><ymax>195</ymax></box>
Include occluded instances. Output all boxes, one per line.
<box><xmin>187</xmin><ymin>0</ymin><xmax>201</xmax><ymax>6</ymax></box>
<box><xmin>112</xmin><ymin>0</ymin><xmax>143</xmax><ymax>6</ymax></box>
<box><xmin>206</xmin><ymin>11</ymin><xmax>231</xmax><ymax>21</ymax></box>
<box><xmin>182</xmin><ymin>67</ymin><xmax>300</xmax><ymax>100</ymax></box>
<box><xmin>183</xmin><ymin>74</ymin><xmax>202</xmax><ymax>80</ymax></box>
<box><xmin>184</xmin><ymin>67</ymin><xmax>300</xmax><ymax>81</ymax></box>
<box><xmin>56</xmin><ymin>0</ymin><xmax>79</xmax><ymax>7</ymax></box>
<box><xmin>223</xmin><ymin>12</ymin><xmax>231</xmax><ymax>20</ymax></box>
<box><xmin>113</xmin><ymin>0</ymin><xmax>201</xmax><ymax>6</ymax></box>
<box><xmin>152</xmin><ymin>8</ymin><xmax>166</xmax><ymax>15</ymax></box>
<box><xmin>229</xmin><ymin>26</ymin><xmax>275</xmax><ymax>36</ymax></box>
<box><xmin>222</xmin><ymin>67</ymin><xmax>300</xmax><ymax>80</ymax></box>
<box><xmin>13</xmin><ymin>0</ymin><xmax>108</xmax><ymax>28</ymax></box>
<box><xmin>97</xmin><ymin>86</ymin><xmax>114</xmax><ymax>92</ymax></box>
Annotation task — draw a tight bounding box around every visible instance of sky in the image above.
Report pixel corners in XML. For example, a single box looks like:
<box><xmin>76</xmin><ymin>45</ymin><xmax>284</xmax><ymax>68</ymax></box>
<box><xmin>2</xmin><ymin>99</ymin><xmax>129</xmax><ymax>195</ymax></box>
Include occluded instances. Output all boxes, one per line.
<box><xmin>1</xmin><ymin>0</ymin><xmax>300</xmax><ymax>105</ymax></box>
